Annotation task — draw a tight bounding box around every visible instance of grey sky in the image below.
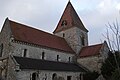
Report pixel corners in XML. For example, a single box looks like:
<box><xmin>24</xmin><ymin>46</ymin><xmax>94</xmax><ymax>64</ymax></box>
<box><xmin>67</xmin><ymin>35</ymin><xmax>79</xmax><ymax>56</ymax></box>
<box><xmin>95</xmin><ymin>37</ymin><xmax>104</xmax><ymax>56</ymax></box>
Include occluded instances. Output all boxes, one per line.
<box><xmin>0</xmin><ymin>0</ymin><xmax>120</xmax><ymax>45</ymax></box>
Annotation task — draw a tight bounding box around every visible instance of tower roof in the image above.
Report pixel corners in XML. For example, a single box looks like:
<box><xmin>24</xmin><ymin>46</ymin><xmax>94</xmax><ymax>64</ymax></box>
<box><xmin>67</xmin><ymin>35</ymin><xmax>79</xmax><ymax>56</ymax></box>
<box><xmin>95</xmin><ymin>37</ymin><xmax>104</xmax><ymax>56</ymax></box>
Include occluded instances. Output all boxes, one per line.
<box><xmin>53</xmin><ymin>1</ymin><xmax>88</xmax><ymax>33</ymax></box>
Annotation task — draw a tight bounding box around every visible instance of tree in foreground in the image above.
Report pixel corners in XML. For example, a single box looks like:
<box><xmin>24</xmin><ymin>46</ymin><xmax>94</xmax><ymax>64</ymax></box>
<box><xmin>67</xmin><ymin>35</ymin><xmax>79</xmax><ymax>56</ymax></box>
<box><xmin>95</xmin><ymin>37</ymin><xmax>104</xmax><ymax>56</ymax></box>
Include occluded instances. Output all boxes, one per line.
<box><xmin>101</xmin><ymin>19</ymin><xmax>120</xmax><ymax>80</ymax></box>
<box><xmin>83</xmin><ymin>71</ymin><xmax>99</xmax><ymax>80</ymax></box>
<box><xmin>101</xmin><ymin>51</ymin><xmax>120</xmax><ymax>79</ymax></box>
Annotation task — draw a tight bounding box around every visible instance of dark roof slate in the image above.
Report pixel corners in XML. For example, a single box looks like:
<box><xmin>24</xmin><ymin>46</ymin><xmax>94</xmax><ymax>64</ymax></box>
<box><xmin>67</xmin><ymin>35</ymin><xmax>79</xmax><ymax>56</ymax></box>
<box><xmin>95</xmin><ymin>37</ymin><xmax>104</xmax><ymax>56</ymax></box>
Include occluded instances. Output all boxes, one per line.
<box><xmin>14</xmin><ymin>56</ymin><xmax>86</xmax><ymax>72</ymax></box>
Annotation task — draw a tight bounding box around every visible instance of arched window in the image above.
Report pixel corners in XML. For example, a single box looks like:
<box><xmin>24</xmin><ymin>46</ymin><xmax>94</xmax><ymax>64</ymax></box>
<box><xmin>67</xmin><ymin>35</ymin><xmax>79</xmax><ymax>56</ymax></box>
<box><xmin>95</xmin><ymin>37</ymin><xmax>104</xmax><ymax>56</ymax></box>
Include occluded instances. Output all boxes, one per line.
<box><xmin>79</xmin><ymin>74</ymin><xmax>83</xmax><ymax>80</ymax></box>
<box><xmin>67</xmin><ymin>76</ymin><xmax>72</xmax><ymax>80</ymax></box>
<box><xmin>32</xmin><ymin>73</ymin><xmax>37</xmax><ymax>80</ymax></box>
<box><xmin>63</xmin><ymin>33</ymin><xmax>65</xmax><ymax>37</ymax></box>
<box><xmin>0</xmin><ymin>44</ymin><xmax>3</xmax><ymax>57</ymax></box>
<box><xmin>68</xmin><ymin>57</ymin><xmax>71</xmax><ymax>62</ymax></box>
<box><xmin>57</xmin><ymin>55</ymin><xmax>60</xmax><ymax>61</ymax></box>
<box><xmin>61</xmin><ymin>20</ymin><xmax>67</xmax><ymax>26</ymax></box>
<box><xmin>52</xmin><ymin>73</ymin><xmax>57</xmax><ymax>80</ymax></box>
<box><xmin>80</xmin><ymin>74</ymin><xmax>82</xmax><ymax>80</ymax></box>
<box><xmin>82</xmin><ymin>36</ymin><xmax>85</xmax><ymax>46</ymax></box>
<box><xmin>42</xmin><ymin>52</ymin><xmax>45</xmax><ymax>60</ymax></box>
<box><xmin>22</xmin><ymin>49</ymin><xmax>27</xmax><ymax>57</ymax></box>
<box><xmin>81</xmin><ymin>36</ymin><xmax>85</xmax><ymax>46</ymax></box>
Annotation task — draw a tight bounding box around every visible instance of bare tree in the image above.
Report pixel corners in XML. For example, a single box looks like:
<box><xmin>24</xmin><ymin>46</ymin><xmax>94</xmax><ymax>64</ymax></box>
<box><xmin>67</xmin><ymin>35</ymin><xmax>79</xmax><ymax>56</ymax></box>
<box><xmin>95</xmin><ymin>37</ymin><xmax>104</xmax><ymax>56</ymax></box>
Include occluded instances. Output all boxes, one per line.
<box><xmin>103</xmin><ymin>19</ymin><xmax>120</xmax><ymax>52</ymax></box>
<box><xmin>102</xmin><ymin>19</ymin><xmax>120</xmax><ymax>75</ymax></box>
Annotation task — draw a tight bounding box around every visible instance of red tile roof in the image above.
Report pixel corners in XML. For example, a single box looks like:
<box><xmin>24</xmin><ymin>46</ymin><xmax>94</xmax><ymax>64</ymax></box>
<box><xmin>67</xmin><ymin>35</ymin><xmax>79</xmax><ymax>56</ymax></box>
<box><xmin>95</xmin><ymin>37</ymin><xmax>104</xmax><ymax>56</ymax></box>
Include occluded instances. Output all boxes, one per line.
<box><xmin>78</xmin><ymin>43</ymin><xmax>103</xmax><ymax>58</ymax></box>
<box><xmin>53</xmin><ymin>1</ymin><xmax>88</xmax><ymax>33</ymax></box>
<box><xmin>8</xmin><ymin>19</ymin><xmax>74</xmax><ymax>54</ymax></box>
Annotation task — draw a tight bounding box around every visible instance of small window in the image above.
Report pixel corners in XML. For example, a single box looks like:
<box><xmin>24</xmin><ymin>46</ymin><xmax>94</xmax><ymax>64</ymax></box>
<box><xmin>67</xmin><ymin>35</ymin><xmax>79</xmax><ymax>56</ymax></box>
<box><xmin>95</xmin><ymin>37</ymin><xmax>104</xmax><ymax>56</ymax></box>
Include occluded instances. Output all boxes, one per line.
<box><xmin>44</xmin><ymin>74</ymin><xmax>47</xmax><ymax>80</ymax></box>
<box><xmin>57</xmin><ymin>55</ymin><xmax>60</xmax><ymax>61</ymax></box>
<box><xmin>63</xmin><ymin>33</ymin><xmax>65</xmax><ymax>37</ymax></box>
<box><xmin>61</xmin><ymin>20</ymin><xmax>67</xmax><ymax>26</ymax></box>
<box><xmin>52</xmin><ymin>73</ymin><xmax>57</xmax><ymax>80</ymax></box>
<box><xmin>32</xmin><ymin>73</ymin><xmax>38</xmax><ymax>80</ymax></box>
<box><xmin>42</xmin><ymin>52</ymin><xmax>45</xmax><ymax>60</ymax></box>
<box><xmin>80</xmin><ymin>74</ymin><xmax>82</xmax><ymax>80</ymax></box>
<box><xmin>68</xmin><ymin>57</ymin><xmax>71</xmax><ymax>62</ymax></box>
<box><xmin>81</xmin><ymin>36</ymin><xmax>85</xmax><ymax>46</ymax></box>
<box><xmin>67</xmin><ymin>76</ymin><xmax>72</xmax><ymax>80</ymax></box>
<box><xmin>22</xmin><ymin>49</ymin><xmax>27</xmax><ymax>57</ymax></box>
<box><xmin>0</xmin><ymin>44</ymin><xmax>3</xmax><ymax>57</ymax></box>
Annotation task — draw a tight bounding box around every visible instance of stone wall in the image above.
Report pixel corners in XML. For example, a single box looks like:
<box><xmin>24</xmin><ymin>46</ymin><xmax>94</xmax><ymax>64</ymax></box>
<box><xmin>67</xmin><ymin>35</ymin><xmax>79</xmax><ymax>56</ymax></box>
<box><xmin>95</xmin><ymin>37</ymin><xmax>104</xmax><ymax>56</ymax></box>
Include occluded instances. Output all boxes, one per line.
<box><xmin>6</xmin><ymin>56</ymin><xmax>17</xmax><ymax>80</ymax></box>
<box><xmin>0</xmin><ymin>19</ymin><xmax>16</xmax><ymax>80</ymax></box>
<box><xmin>55</xmin><ymin>27</ymin><xmax>88</xmax><ymax>54</ymax></box>
<box><xmin>77</xmin><ymin>43</ymin><xmax>109</xmax><ymax>72</ymax></box>
<box><xmin>16</xmin><ymin>70</ymin><xmax>82</xmax><ymax>80</ymax></box>
<box><xmin>0</xmin><ymin>19</ymin><xmax>13</xmax><ymax>57</ymax></box>
<box><xmin>10</xmin><ymin>42</ymin><xmax>74</xmax><ymax>63</ymax></box>
<box><xmin>77</xmin><ymin>56</ymin><xmax>101</xmax><ymax>72</ymax></box>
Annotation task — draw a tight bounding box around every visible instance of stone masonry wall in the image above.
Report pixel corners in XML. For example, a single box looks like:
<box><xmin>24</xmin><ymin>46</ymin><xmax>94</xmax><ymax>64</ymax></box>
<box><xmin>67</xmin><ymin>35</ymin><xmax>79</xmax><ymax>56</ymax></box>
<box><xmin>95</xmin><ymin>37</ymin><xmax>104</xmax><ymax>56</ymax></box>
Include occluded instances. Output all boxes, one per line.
<box><xmin>10</xmin><ymin>42</ymin><xmax>74</xmax><ymax>63</ymax></box>
<box><xmin>55</xmin><ymin>27</ymin><xmax>88</xmax><ymax>54</ymax></box>
<box><xmin>0</xmin><ymin>19</ymin><xmax>13</xmax><ymax>57</ymax></box>
<box><xmin>77</xmin><ymin>44</ymin><xmax>109</xmax><ymax>72</ymax></box>
<box><xmin>77</xmin><ymin>56</ymin><xmax>101</xmax><ymax>72</ymax></box>
<box><xmin>16</xmin><ymin>70</ymin><xmax>82</xmax><ymax>80</ymax></box>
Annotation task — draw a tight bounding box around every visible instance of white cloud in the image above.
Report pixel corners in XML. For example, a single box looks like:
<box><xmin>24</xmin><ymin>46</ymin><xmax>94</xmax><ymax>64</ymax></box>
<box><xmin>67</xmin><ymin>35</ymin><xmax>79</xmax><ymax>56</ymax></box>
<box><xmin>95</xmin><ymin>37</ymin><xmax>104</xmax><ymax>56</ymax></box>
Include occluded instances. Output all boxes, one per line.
<box><xmin>116</xmin><ymin>3</ymin><xmax>120</xmax><ymax>10</ymax></box>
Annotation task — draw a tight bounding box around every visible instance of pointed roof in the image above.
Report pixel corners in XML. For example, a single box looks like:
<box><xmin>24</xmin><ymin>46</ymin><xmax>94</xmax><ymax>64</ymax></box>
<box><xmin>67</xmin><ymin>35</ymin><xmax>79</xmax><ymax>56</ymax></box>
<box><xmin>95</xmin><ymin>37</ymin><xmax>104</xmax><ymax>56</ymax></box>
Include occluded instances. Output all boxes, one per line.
<box><xmin>53</xmin><ymin>1</ymin><xmax>88</xmax><ymax>33</ymax></box>
<box><xmin>78</xmin><ymin>43</ymin><xmax>104</xmax><ymax>58</ymax></box>
<box><xmin>5</xmin><ymin>18</ymin><xmax>74</xmax><ymax>54</ymax></box>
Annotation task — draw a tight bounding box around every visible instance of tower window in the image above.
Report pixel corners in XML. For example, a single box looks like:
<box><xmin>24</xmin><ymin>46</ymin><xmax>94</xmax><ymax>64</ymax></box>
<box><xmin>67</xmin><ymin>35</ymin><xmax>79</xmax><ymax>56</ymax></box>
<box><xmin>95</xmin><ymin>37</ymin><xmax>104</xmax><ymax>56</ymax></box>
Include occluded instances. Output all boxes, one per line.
<box><xmin>81</xmin><ymin>36</ymin><xmax>85</xmax><ymax>46</ymax></box>
<box><xmin>42</xmin><ymin>52</ymin><xmax>45</xmax><ymax>60</ymax></box>
<box><xmin>61</xmin><ymin>20</ymin><xmax>67</xmax><ymax>26</ymax></box>
<box><xmin>63</xmin><ymin>33</ymin><xmax>65</xmax><ymax>37</ymax></box>
<box><xmin>22</xmin><ymin>49</ymin><xmax>27</xmax><ymax>57</ymax></box>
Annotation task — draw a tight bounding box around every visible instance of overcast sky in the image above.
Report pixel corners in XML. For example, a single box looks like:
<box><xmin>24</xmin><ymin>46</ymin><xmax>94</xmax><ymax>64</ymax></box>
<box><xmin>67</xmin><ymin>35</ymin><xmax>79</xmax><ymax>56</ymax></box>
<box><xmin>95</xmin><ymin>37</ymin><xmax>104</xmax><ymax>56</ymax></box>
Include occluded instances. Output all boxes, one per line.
<box><xmin>0</xmin><ymin>0</ymin><xmax>120</xmax><ymax>45</ymax></box>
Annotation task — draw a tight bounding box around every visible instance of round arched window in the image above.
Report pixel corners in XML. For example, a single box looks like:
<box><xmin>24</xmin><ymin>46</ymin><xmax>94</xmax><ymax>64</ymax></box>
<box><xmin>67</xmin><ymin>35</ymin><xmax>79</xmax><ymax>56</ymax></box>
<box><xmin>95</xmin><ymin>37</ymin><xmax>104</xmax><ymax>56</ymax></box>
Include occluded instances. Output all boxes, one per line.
<box><xmin>52</xmin><ymin>73</ymin><xmax>57</xmax><ymax>80</ymax></box>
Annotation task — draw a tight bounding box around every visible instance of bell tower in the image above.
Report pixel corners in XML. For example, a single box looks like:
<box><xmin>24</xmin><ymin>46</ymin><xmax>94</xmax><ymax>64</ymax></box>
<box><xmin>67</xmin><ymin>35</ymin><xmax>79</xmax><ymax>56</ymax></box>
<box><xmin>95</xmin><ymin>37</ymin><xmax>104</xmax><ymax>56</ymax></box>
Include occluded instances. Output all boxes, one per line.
<box><xmin>53</xmin><ymin>1</ymin><xmax>88</xmax><ymax>54</ymax></box>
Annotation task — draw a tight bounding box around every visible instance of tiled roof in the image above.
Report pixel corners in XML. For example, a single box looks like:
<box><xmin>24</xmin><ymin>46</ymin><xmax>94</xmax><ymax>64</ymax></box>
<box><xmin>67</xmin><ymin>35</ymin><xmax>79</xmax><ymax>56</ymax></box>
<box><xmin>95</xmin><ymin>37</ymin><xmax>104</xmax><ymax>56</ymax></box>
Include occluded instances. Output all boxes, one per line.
<box><xmin>78</xmin><ymin>43</ymin><xmax>103</xmax><ymax>58</ymax></box>
<box><xmin>14</xmin><ymin>56</ymin><xmax>86</xmax><ymax>72</ymax></box>
<box><xmin>8</xmin><ymin>19</ymin><xmax>74</xmax><ymax>54</ymax></box>
<box><xmin>53</xmin><ymin>1</ymin><xmax>88</xmax><ymax>33</ymax></box>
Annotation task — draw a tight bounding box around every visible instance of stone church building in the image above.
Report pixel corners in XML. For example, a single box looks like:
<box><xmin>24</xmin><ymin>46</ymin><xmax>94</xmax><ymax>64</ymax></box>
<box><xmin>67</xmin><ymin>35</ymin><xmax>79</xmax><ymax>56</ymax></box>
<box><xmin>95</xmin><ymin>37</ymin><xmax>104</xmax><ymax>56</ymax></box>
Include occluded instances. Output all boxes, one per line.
<box><xmin>0</xmin><ymin>1</ymin><xmax>109</xmax><ymax>80</ymax></box>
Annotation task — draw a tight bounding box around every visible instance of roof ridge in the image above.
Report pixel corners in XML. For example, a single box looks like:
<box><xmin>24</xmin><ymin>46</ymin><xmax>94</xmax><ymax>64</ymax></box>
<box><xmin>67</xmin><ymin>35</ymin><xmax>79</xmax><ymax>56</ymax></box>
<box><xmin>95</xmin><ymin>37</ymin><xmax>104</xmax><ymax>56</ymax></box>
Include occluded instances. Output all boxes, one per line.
<box><xmin>83</xmin><ymin>43</ymin><xmax>103</xmax><ymax>48</ymax></box>
<box><xmin>9</xmin><ymin>19</ymin><xmax>65</xmax><ymax>40</ymax></box>
<box><xmin>79</xmin><ymin>43</ymin><xmax>104</xmax><ymax>57</ymax></box>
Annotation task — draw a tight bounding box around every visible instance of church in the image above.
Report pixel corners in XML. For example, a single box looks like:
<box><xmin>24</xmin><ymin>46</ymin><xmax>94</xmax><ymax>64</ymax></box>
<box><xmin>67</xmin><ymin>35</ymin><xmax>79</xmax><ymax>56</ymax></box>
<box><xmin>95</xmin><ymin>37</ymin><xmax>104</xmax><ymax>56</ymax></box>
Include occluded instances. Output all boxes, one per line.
<box><xmin>0</xmin><ymin>1</ymin><xmax>109</xmax><ymax>80</ymax></box>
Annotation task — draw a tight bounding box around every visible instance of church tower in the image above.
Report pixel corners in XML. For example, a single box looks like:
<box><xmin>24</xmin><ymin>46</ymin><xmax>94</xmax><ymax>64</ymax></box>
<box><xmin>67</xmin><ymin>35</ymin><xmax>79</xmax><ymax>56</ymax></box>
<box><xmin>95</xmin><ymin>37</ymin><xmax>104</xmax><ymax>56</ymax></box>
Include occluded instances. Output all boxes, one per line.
<box><xmin>53</xmin><ymin>1</ymin><xmax>88</xmax><ymax>54</ymax></box>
